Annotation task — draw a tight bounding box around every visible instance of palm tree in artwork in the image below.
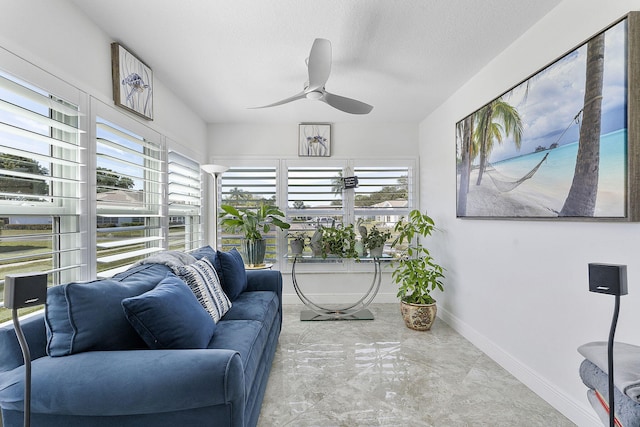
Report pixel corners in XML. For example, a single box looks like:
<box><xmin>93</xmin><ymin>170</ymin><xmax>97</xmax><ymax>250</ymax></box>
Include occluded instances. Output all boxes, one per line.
<box><xmin>456</xmin><ymin>115</ymin><xmax>473</xmax><ymax>216</ymax></box>
<box><xmin>474</xmin><ymin>98</ymin><xmax>523</xmax><ymax>186</ymax></box>
<box><xmin>559</xmin><ymin>32</ymin><xmax>605</xmax><ymax>217</ymax></box>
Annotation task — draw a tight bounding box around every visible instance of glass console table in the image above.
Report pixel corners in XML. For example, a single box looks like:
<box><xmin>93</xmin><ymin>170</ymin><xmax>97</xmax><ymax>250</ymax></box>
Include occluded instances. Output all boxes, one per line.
<box><xmin>287</xmin><ymin>254</ymin><xmax>391</xmax><ymax>321</ymax></box>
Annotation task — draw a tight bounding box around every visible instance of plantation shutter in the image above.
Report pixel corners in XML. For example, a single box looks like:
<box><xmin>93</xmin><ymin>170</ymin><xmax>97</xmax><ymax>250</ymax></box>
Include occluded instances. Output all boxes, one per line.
<box><xmin>95</xmin><ymin>117</ymin><xmax>165</xmax><ymax>277</ymax></box>
<box><xmin>286</xmin><ymin>163</ymin><xmax>346</xmax><ymax>232</ymax></box>
<box><xmin>352</xmin><ymin>162</ymin><xmax>413</xmax><ymax>256</ymax></box>
<box><xmin>167</xmin><ymin>150</ymin><xmax>203</xmax><ymax>251</ymax></box>
<box><xmin>0</xmin><ymin>70</ymin><xmax>85</xmax><ymax>303</ymax></box>
<box><xmin>219</xmin><ymin>165</ymin><xmax>279</xmax><ymax>262</ymax></box>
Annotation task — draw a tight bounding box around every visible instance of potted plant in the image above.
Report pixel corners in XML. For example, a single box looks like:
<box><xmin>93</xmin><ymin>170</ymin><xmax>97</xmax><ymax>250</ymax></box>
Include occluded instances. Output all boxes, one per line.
<box><xmin>219</xmin><ymin>203</ymin><xmax>290</xmax><ymax>267</ymax></box>
<box><xmin>316</xmin><ymin>222</ymin><xmax>359</xmax><ymax>260</ymax></box>
<box><xmin>390</xmin><ymin>209</ymin><xmax>445</xmax><ymax>331</ymax></box>
<box><xmin>286</xmin><ymin>231</ymin><xmax>309</xmax><ymax>255</ymax></box>
<box><xmin>362</xmin><ymin>225</ymin><xmax>392</xmax><ymax>258</ymax></box>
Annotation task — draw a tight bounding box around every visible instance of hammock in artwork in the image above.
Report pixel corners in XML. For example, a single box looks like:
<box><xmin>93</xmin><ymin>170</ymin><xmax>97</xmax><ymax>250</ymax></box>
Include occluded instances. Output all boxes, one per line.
<box><xmin>485</xmin><ymin>152</ymin><xmax>549</xmax><ymax>193</ymax></box>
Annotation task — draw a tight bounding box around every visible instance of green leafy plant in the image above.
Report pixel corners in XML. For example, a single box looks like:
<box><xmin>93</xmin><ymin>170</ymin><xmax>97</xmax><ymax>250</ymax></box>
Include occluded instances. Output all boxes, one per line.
<box><xmin>319</xmin><ymin>223</ymin><xmax>358</xmax><ymax>259</ymax></box>
<box><xmin>390</xmin><ymin>210</ymin><xmax>445</xmax><ymax>305</ymax></box>
<box><xmin>286</xmin><ymin>231</ymin><xmax>310</xmax><ymax>243</ymax></box>
<box><xmin>362</xmin><ymin>225</ymin><xmax>392</xmax><ymax>251</ymax></box>
<box><xmin>219</xmin><ymin>204</ymin><xmax>290</xmax><ymax>240</ymax></box>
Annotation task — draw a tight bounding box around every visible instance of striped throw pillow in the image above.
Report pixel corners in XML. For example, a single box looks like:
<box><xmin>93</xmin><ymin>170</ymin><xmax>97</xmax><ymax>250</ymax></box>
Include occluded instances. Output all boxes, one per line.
<box><xmin>176</xmin><ymin>258</ymin><xmax>231</xmax><ymax>322</ymax></box>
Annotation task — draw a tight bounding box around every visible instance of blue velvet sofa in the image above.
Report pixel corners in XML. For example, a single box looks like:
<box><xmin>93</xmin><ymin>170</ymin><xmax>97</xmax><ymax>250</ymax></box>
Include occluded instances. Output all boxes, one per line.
<box><xmin>0</xmin><ymin>248</ymin><xmax>282</xmax><ymax>427</ymax></box>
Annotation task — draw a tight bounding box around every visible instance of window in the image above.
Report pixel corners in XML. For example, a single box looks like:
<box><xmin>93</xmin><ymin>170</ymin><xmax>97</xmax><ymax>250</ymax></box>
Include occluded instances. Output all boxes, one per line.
<box><xmin>353</xmin><ymin>161</ymin><xmax>412</xmax><ymax>254</ymax></box>
<box><xmin>167</xmin><ymin>150</ymin><xmax>203</xmax><ymax>252</ymax></box>
<box><xmin>95</xmin><ymin>116</ymin><xmax>164</xmax><ymax>277</ymax></box>
<box><xmin>286</xmin><ymin>162</ymin><xmax>345</xmax><ymax>236</ymax></box>
<box><xmin>285</xmin><ymin>159</ymin><xmax>414</xmax><ymax>265</ymax></box>
<box><xmin>219</xmin><ymin>164</ymin><xmax>280</xmax><ymax>263</ymax></box>
<box><xmin>0</xmin><ymin>70</ymin><xmax>84</xmax><ymax>319</ymax></box>
<box><xmin>218</xmin><ymin>158</ymin><xmax>416</xmax><ymax>270</ymax></box>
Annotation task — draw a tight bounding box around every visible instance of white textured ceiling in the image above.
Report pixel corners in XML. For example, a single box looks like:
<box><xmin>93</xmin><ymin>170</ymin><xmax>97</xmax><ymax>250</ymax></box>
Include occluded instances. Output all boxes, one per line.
<box><xmin>70</xmin><ymin>0</ymin><xmax>561</xmax><ymax>124</ymax></box>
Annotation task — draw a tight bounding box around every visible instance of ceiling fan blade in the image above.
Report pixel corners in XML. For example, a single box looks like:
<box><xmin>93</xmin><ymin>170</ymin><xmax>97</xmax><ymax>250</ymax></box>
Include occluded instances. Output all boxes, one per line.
<box><xmin>249</xmin><ymin>91</ymin><xmax>306</xmax><ymax>109</ymax></box>
<box><xmin>323</xmin><ymin>91</ymin><xmax>373</xmax><ymax>115</ymax></box>
<box><xmin>307</xmin><ymin>38</ymin><xmax>331</xmax><ymax>91</ymax></box>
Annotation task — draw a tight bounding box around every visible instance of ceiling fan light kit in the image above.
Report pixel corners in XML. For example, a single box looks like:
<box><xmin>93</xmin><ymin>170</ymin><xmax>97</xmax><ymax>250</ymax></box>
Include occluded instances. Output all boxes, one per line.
<box><xmin>252</xmin><ymin>38</ymin><xmax>373</xmax><ymax>115</ymax></box>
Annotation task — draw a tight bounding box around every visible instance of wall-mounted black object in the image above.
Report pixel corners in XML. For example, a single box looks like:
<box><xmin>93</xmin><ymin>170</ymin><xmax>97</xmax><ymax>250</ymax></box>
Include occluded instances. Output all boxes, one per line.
<box><xmin>4</xmin><ymin>272</ymin><xmax>48</xmax><ymax>427</ymax></box>
<box><xmin>588</xmin><ymin>263</ymin><xmax>628</xmax><ymax>427</ymax></box>
<box><xmin>588</xmin><ymin>263</ymin><xmax>628</xmax><ymax>296</ymax></box>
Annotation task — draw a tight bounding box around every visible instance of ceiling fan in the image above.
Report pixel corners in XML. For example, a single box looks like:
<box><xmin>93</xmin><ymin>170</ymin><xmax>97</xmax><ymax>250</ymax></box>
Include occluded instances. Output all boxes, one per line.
<box><xmin>251</xmin><ymin>38</ymin><xmax>373</xmax><ymax>115</ymax></box>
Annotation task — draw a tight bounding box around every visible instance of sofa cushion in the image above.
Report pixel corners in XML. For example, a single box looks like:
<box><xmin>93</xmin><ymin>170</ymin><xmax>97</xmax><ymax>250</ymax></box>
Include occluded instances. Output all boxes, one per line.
<box><xmin>176</xmin><ymin>258</ymin><xmax>231</xmax><ymax>323</ymax></box>
<box><xmin>45</xmin><ymin>278</ymin><xmax>156</xmax><ymax>357</ymax></box>
<box><xmin>215</xmin><ymin>248</ymin><xmax>248</xmax><ymax>301</ymax></box>
<box><xmin>190</xmin><ymin>245</ymin><xmax>217</xmax><ymax>265</ymax></box>
<box><xmin>223</xmin><ymin>291</ymin><xmax>279</xmax><ymax>330</ymax></box>
<box><xmin>122</xmin><ymin>273</ymin><xmax>216</xmax><ymax>349</ymax></box>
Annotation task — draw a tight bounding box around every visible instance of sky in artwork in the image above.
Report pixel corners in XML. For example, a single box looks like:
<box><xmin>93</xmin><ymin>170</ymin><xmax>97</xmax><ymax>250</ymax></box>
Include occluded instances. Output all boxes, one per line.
<box><xmin>477</xmin><ymin>19</ymin><xmax>626</xmax><ymax>163</ymax></box>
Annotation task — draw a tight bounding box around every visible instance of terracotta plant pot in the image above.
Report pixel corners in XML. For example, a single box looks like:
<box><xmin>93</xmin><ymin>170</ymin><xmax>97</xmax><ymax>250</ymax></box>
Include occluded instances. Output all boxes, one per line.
<box><xmin>400</xmin><ymin>300</ymin><xmax>437</xmax><ymax>331</ymax></box>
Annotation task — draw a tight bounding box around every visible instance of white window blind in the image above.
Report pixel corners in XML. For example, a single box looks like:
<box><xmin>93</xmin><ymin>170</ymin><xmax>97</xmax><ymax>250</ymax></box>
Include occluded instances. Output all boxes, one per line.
<box><xmin>0</xmin><ymin>71</ymin><xmax>84</xmax><ymax>306</ymax></box>
<box><xmin>95</xmin><ymin>117</ymin><xmax>164</xmax><ymax>277</ymax></box>
<box><xmin>353</xmin><ymin>163</ymin><xmax>412</xmax><ymax>256</ymax></box>
<box><xmin>167</xmin><ymin>150</ymin><xmax>203</xmax><ymax>251</ymax></box>
<box><xmin>219</xmin><ymin>165</ymin><xmax>280</xmax><ymax>262</ymax></box>
<box><xmin>286</xmin><ymin>164</ymin><xmax>346</xmax><ymax>237</ymax></box>
<box><xmin>284</xmin><ymin>159</ymin><xmax>414</xmax><ymax>260</ymax></box>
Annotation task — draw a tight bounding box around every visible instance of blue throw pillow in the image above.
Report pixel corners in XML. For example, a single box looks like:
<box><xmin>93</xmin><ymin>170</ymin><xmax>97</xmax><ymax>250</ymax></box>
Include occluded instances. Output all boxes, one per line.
<box><xmin>215</xmin><ymin>248</ymin><xmax>247</xmax><ymax>301</ymax></box>
<box><xmin>45</xmin><ymin>278</ymin><xmax>156</xmax><ymax>357</ymax></box>
<box><xmin>121</xmin><ymin>273</ymin><xmax>216</xmax><ymax>349</ymax></box>
<box><xmin>190</xmin><ymin>245</ymin><xmax>218</xmax><ymax>266</ymax></box>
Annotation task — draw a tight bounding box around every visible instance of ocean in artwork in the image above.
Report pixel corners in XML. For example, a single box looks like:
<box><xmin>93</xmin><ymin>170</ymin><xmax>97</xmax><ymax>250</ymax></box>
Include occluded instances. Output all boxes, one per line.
<box><xmin>472</xmin><ymin>129</ymin><xmax>626</xmax><ymax>217</ymax></box>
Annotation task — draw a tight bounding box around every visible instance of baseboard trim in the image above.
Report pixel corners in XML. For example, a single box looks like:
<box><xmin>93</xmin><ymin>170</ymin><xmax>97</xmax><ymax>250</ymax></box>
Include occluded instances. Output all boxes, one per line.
<box><xmin>437</xmin><ymin>305</ymin><xmax>600</xmax><ymax>427</ymax></box>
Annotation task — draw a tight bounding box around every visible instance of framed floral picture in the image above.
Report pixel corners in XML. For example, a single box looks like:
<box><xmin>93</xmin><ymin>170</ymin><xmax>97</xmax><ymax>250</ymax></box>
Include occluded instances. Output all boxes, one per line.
<box><xmin>111</xmin><ymin>42</ymin><xmax>154</xmax><ymax>120</ymax></box>
<box><xmin>299</xmin><ymin>123</ymin><xmax>331</xmax><ymax>157</ymax></box>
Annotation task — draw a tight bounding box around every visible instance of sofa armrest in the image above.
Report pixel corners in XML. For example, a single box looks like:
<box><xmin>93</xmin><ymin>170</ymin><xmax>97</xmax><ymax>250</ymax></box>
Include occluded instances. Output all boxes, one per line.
<box><xmin>0</xmin><ymin>349</ymin><xmax>244</xmax><ymax>421</ymax></box>
<box><xmin>246</xmin><ymin>269</ymin><xmax>283</xmax><ymax>330</ymax></box>
<box><xmin>245</xmin><ymin>269</ymin><xmax>282</xmax><ymax>295</ymax></box>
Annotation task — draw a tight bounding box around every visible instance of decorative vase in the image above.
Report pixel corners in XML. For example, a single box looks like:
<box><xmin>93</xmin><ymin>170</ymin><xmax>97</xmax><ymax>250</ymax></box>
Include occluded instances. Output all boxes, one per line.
<box><xmin>290</xmin><ymin>239</ymin><xmax>304</xmax><ymax>255</ymax></box>
<box><xmin>400</xmin><ymin>300</ymin><xmax>437</xmax><ymax>331</ymax></box>
<box><xmin>242</xmin><ymin>238</ymin><xmax>266</xmax><ymax>267</ymax></box>
<box><xmin>369</xmin><ymin>245</ymin><xmax>384</xmax><ymax>258</ymax></box>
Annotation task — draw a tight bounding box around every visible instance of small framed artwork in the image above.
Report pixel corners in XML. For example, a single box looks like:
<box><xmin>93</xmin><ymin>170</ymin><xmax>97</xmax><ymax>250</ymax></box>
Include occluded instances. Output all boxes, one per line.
<box><xmin>299</xmin><ymin>123</ymin><xmax>331</xmax><ymax>157</ymax></box>
<box><xmin>111</xmin><ymin>42</ymin><xmax>154</xmax><ymax>120</ymax></box>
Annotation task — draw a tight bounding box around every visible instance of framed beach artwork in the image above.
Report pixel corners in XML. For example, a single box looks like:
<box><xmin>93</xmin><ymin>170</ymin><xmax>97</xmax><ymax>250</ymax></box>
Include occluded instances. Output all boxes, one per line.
<box><xmin>456</xmin><ymin>12</ymin><xmax>640</xmax><ymax>221</ymax></box>
<box><xmin>299</xmin><ymin>123</ymin><xmax>331</xmax><ymax>157</ymax></box>
<box><xmin>111</xmin><ymin>42</ymin><xmax>154</xmax><ymax>120</ymax></box>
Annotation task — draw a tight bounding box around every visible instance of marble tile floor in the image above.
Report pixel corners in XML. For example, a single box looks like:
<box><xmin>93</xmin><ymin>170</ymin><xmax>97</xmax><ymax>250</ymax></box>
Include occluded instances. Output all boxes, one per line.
<box><xmin>258</xmin><ymin>303</ymin><xmax>575</xmax><ymax>427</ymax></box>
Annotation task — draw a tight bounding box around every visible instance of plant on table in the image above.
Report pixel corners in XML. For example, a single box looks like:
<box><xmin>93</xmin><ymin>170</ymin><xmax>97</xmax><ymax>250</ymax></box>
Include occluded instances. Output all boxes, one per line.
<box><xmin>286</xmin><ymin>231</ymin><xmax>310</xmax><ymax>254</ymax></box>
<box><xmin>318</xmin><ymin>222</ymin><xmax>358</xmax><ymax>260</ymax></box>
<box><xmin>219</xmin><ymin>204</ymin><xmax>290</xmax><ymax>266</ymax></box>
<box><xmin>362</xmin><ymin>225</ymin><xmax>392</xmax><ymax>254</ymax></box>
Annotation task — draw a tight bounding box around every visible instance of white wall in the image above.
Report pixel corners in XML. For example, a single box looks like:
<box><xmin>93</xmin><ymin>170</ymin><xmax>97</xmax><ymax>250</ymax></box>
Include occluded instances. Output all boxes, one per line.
<box><xmin>0</xmin><ymin>0</ymin><xmax>207</xmax><ymax>159</ymax></box>
<box><xmin>420</xmin><ymin>0</ymin><xmax>639</xmax><ymax>425</ymax></box>
<box><xmin>209</xmin><ymin>122</ymin><xmax>418</xmax><ymax>158</ymax></box>
<box><xmin>209</xmin><ymin>122</ymin><xmax>419</xmax><ymax>304</ymax></box>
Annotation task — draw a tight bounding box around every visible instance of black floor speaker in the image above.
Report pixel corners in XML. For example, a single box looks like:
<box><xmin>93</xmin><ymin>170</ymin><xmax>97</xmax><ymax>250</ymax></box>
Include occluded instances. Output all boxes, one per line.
<box><xmin>588</xmin><ymin>263</ymin><xmax>628</xmax><ymax>296</ymax></box>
